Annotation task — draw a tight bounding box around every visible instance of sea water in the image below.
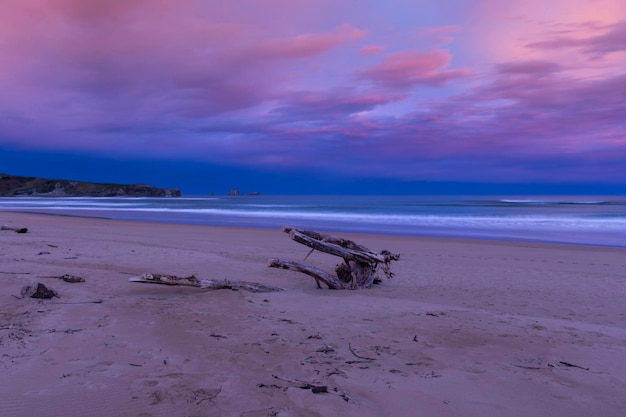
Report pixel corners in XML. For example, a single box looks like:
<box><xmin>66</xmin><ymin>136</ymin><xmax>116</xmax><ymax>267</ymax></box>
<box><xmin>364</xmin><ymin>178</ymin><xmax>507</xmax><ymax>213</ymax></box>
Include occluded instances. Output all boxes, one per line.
<box><xmin>0</xmin><ymin>195</ymin><xmax>624</xmax><ymax>247</ymax></box>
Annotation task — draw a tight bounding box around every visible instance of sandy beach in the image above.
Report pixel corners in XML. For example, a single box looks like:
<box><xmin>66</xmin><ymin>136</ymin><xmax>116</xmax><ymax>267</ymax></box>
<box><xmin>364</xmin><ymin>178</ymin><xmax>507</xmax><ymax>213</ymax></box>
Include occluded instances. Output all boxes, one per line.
<box><xmin>1</xmin><ymin>211</ymin><xmax>625</xmax><ymax>417</ymax></box>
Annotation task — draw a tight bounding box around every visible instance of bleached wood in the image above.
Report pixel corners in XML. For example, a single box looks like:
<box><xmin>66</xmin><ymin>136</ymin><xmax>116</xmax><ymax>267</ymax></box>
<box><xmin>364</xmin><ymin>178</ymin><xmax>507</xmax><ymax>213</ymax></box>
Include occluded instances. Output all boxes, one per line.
<box><xmin>268</xmin><ymin>258</ymin><xmax>345</xmax><ymax>289</ymax></box>
<box><xmin>129</xmin><ymin>273</ymin><xmax>283</xmax><ymax>293</ymax></box>
<box><xmin>269</xmin><ymin>227</ymin><xmax>400</xmax><ymax>290</ymax></box>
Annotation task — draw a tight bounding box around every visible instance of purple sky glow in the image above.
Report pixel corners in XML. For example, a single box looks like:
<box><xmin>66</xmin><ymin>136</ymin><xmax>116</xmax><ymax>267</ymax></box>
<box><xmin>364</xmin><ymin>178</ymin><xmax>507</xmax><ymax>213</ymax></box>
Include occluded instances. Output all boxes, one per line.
<box><xmin>1</xmin><ymin>0</ymin><xmax>625</xmax><ymax>194</ymax></box>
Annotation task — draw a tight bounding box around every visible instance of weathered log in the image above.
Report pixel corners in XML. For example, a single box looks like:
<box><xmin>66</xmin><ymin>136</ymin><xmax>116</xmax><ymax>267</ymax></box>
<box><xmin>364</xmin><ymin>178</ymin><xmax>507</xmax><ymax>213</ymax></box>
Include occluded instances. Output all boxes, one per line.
<box><xmin>284</xmin><ymin>227</ymin><xmax>387</xmax><ymax>264</ymax></box>
<box><xmin>283</xmin><ymin>227</ymin><xmax>371</xmax><ymax>252</ymax></box>
<box><xmin>268</xmin><ymin>258</ymin><xmax>345</xmax><ymax>289</ymax></box>
<box><xmin>129</xmin><ymin>273</ymin><xmax>283</xmax><ymax>293</ymax></box>
<box><xmin>335</xmin><ymin>260</ymin><xmax>377</xmax><ymax>289</ymax></box>
<box><xmin>20</xmin><ymin>282</ymin><xmax>59</xmax><ymax>299</ymax></box>
<box><xmin>1</xmin><ymin>225</ymin><xmax>28</xmax><ymax>233</ymax></box>
<box><xmin>269</xmin><ymin>227</ymin><xmax>400</xmax><ymax>290</ymax></box>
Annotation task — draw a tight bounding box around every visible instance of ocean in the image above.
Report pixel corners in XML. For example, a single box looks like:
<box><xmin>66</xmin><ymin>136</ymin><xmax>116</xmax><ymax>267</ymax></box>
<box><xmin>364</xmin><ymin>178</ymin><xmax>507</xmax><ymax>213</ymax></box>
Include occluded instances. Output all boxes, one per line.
<box><xmin>1</xmin><ymin>195</ymin><xmax>624</xmax><ymax>247</ymax></box>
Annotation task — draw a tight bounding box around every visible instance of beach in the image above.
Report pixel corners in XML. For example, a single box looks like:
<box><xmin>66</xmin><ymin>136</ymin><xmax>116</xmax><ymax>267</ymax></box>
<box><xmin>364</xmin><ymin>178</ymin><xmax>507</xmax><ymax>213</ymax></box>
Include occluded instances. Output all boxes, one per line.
<box><xmin>1</xmin><ymin>211</ymin><xmax>625</xmax><ymax>417</ymax></box>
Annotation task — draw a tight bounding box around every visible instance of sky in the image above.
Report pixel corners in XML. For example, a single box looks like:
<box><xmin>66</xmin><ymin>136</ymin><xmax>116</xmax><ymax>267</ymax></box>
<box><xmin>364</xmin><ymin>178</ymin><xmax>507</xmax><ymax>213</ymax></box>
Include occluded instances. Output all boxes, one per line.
<box><xmin>1</xmin><ymin>0</ymin><xmax>625</xmax><ymax>195</ymax></box>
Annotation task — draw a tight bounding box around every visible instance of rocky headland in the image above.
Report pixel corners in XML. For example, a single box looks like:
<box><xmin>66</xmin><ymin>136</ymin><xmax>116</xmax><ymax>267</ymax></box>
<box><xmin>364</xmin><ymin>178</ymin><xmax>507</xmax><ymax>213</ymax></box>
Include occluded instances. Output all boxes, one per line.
<box><xmin>0</xmin><ymin>174</ymin><xmax>181</xmax><ymax>197</ymax></box>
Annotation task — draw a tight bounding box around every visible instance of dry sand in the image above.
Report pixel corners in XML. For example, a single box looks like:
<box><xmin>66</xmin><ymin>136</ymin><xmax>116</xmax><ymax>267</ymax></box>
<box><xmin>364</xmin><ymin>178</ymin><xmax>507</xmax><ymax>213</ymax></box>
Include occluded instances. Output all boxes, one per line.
<box><xmin>1</xmin><ymin>211</ymin><xmax>625</xmax><ymax>417</ymax></box>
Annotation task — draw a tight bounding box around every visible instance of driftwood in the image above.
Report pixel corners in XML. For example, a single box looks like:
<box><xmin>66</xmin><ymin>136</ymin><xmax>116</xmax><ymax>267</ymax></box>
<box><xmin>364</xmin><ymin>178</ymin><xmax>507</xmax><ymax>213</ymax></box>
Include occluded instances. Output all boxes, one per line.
<box><xmin>268</xmin><ymin>227</ymin><xmax>400</xmax><ymax>289</ymax></box>
<box><xmin>39</xmin><ymin>274</ymin><xmax>86</xmax><ymax>283</ymax></box>
<box><xmin>129</xmin><ymin>273</ymin><xmax>284</xmax><ymax>293</ymax></box>
<box><xmin>270</xmin><ymin>374</ymin><xmax>351</xmax><ymax>402</ymax></box>
<box><xmin>1</xmin><ymin>225</ymin><xmax>28</xmax><ymax>233</ymax></box>
<box><xmin>20</xmin><ymin>282</ymin><xmax>59</xmax><ymax>299</ymax></box>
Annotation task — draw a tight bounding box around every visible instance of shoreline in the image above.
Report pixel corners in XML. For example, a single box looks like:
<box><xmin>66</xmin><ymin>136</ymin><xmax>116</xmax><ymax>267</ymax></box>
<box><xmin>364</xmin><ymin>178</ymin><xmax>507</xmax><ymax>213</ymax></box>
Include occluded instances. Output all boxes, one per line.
<box><xmin>1</xmin><ymin>211</ymin><xmax>625</xmax><ymax>416</ymax></box>
<box><xmin>3</xmin><ymin>208</ymin><xmax>625</xmax><ymax>249</ymax></box>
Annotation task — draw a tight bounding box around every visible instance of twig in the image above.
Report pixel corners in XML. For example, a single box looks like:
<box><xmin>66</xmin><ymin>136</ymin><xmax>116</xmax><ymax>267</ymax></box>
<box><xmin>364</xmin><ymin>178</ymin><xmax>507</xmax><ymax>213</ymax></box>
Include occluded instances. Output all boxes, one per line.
<box><xmin>559</xmin><ymin>361</ymin><xmax>589</xmax><ymax>371</ymax></box>
<box><xmin>38</xmin><ymin>274</ymin><xmax>86</xmax><ymax>283</ymax></box>
<box><xmin>272</xmin><ymin>374</ymin><xmax>314</xmax><ymax>388</ymax></box>
<box><xmin>271</xmin><ymin>374</ymin><xmax>351</xmax><ymax>402</ymax></box>
<box><xmin>513</xmin><ymin>364</ymin><xmax>542</xmax><ymax>370</ymax></box>
<box><xmin>303</xmin><ymin>248</ymin><xmax>315</xmax><ymax>261</ymax></box>
<box><xmin>49</xmin><ymin>299</ymin><xmax>103</xmax><ymax>304</ymax></box>
<box><xmin>348</xmin><ymin>343</ymin><xmax>375</xmax><ymax>361</ymax></box>
<box><xmin>195</xmin><ymin>387</ymin><xmax>222</xmax><ymax>405</ymax></box>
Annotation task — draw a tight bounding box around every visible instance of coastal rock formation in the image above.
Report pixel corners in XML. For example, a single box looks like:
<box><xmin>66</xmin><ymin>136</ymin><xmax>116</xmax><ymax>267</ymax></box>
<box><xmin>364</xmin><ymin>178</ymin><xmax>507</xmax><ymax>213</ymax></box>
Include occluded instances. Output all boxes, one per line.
<box><xmin>225</xmin><ymin>188</ymin><xmax>260</xmax><ymax>196</ymax></box>
<box><xmin>0</xmin><ymin>174</ymin><xmax>181</xmax><ymax>197</ymax></box>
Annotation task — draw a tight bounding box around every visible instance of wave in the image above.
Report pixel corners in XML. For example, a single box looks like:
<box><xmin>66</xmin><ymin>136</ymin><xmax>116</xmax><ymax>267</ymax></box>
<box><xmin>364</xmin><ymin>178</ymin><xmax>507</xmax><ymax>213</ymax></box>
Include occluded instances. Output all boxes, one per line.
<box><xmin>3</xmin><ymin>196</ymin><xmax>625</xmax><ymax>247</ymax></box>
<box><xmin>9</xmin><ymin>205</ymin><xmax>624</xmax><ymax>231</ymax></box>
<box><xmin>498</xmin><ymin>199</ymin><xmax>608</xmax><ymax>205</ymax></box>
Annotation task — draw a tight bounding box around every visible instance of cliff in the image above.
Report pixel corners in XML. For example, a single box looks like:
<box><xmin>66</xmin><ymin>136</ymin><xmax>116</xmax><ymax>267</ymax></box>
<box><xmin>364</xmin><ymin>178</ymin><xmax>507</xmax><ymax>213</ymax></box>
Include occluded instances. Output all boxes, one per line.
<box><xmin>0</xmin><ymin>174</ymin><xmax>181</xmax><ymax>197</ymax></box>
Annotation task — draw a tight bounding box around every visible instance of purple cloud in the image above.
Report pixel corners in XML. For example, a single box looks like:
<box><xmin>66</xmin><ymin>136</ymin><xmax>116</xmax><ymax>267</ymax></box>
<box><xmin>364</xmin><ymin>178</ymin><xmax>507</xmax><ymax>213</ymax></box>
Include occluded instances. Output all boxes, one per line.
<box><xmin>0</xmin><ymin>0</ymin><xmax>624</xmax><ymax>186</ymax></box>
<box><xmin>527</xmin><ymin>21</ymin><xmax>626</xmax><ymax>57</ymax></box>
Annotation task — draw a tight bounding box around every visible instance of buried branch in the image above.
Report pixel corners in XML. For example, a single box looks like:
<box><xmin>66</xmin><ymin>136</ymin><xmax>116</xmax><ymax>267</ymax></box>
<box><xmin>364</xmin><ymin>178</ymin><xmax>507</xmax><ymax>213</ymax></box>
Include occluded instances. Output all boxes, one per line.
<box><xmin>1</xmin><ymin>225</ymin><xmax>28</xmax><ymax>233</ymax></box>
<box><xmin>129</xmin><ymin>273</ymin><xmax>284</xmax><ymax>293</ymax></box>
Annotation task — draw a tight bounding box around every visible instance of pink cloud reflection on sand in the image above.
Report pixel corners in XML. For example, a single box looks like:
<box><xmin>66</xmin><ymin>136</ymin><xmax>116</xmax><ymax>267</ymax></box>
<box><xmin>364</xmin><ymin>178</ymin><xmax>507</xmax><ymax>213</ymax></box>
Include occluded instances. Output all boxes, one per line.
<box><xmin>0</xmin><ymin>0</ymin><xmax>624</xmax><ymax>184</ymax></box>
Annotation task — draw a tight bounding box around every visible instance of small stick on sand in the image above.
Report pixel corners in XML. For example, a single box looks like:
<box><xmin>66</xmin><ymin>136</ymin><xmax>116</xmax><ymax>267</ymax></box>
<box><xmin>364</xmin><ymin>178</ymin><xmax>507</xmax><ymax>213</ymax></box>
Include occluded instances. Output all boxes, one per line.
<box><xmin>50</xmin><ymin>299</ymin><xmax>103</xmax><ymax>305</ymax></box>
<box><xmin>348</xmin><ymin>342</ymin><xmax>376</xmax><ymax>361</ymax></box>
<box><xmin>271</xmin><ymin>374</ymin><xmax>351</xmax><ymax>402</ymax></box>
<box><xmin>1</xmin><ymin>225</ymin><xmax>28</xmax><ymax>233</ymax></box>
<box><xmin>559</xmin><ymin>361</ymin><xmax>590</xmax><ymax>371</ymax></box>
<box><xmin>39</xmin><ymin>274</ymin><xmax>86</xmax><ymax>283</ymax></box>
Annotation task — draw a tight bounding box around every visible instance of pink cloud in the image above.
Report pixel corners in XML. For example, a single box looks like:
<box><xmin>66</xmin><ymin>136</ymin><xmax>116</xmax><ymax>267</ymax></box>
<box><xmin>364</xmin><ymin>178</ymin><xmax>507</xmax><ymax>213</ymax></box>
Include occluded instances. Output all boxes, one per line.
<box><xmin>271</xmin><ymin>88</ymin><xmax>405</xmax><ymax>121</ymax></box>
<box><xmin>422</xmin><ymin>25</ymin><xmax>461</xmax><ymax>43</ymax></box>
<box><xmin>424</xmin><ymin>25</ymin><xmax>461</xmax><ymax>36</ymax></box>
<box><xmin>357</xmin><ymin>50</ymin><xmax>470</xmax><ymax>87</ymax></box>
<box><xmin>254</xmin><ymin>24</ymin><xmax>367</xmax><ymax>59</ymax></box>
<box><xmin>360</xmin><ymin>44</ymin><xmax>386</xmax><ymax>56</ymax></box>
<box><xmin>495</xmin><ymin>60</ymin><xmax>563</xmax><ymax>76</ymax></box>
<box><xmin>526</xmin><ymin>21</ymin><xmax>626</xmax><ymax>57</ymax></box>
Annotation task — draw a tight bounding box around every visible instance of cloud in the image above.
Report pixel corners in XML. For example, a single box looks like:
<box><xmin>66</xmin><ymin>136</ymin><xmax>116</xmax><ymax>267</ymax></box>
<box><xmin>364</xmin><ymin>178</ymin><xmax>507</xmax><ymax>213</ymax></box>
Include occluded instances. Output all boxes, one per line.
<box><xmin>422</xmin><ymin>25</ymin><xmax>461</xmax><ymax>43</ymax></box>
<box><xmin>526</xmin><ymin>21</ymin><xmax>626</xmax><ymax>58</ymax></box>
<box><xmin>254</xmin><ymin>24</ymin><xmax>367</xmax><ymax>59</ymax></box>
<box><xmin>495</xmin><ymin>61</ymin><xmax>563</xmax><ymax>76</ymax></box>
<box><xmin>270</xmin><ymin>88</ymin><xmax>405</xmax><ymax>121</ymax></box>
<box><xmin>360</xmin><ymin>45</ymin><xmax>386</xmax><ymax>56</ymax></box>
<box><xmin>0</xmin><ymin>0</ymin><xmax>625</xmax><ymax>186</ymax></box>
<box><xmin>357</xmin><ymin>50</ymin><xmax>470</xmax><ymax>87</ymax></box>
